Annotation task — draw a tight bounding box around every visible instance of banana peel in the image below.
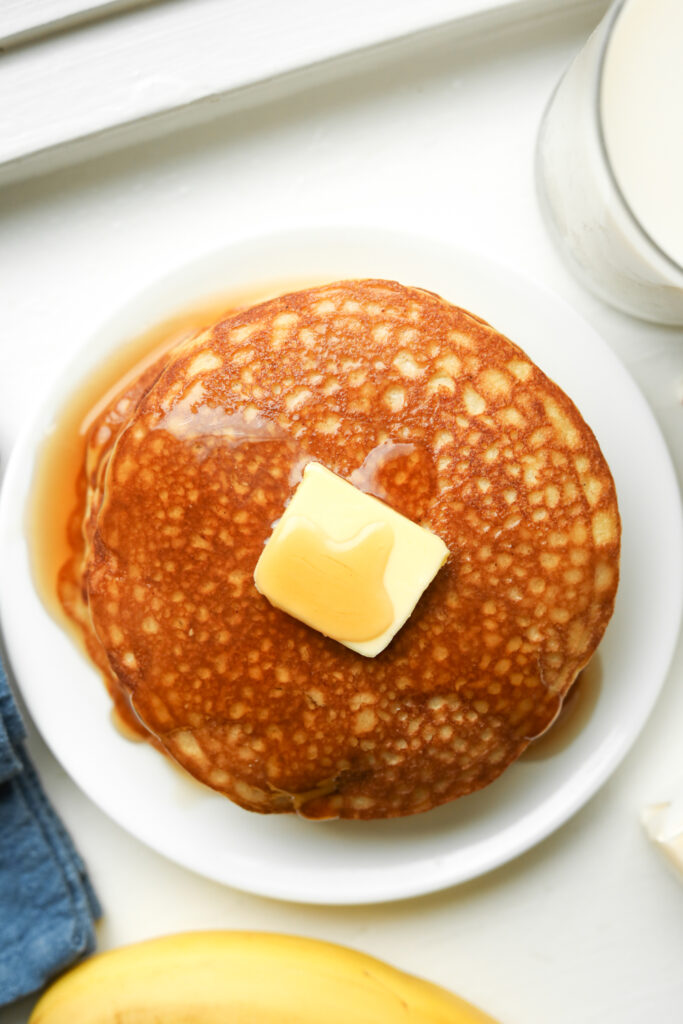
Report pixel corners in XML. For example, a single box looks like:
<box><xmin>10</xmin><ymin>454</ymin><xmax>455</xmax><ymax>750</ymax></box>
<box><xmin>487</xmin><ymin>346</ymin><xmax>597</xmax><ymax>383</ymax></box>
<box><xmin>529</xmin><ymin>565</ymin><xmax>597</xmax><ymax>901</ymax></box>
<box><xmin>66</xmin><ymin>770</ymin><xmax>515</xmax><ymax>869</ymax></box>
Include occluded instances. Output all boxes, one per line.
<box><xmin>29</xmin><ymin>930</ymin><xmax>500</xmax><ymax>1023</ymax></box>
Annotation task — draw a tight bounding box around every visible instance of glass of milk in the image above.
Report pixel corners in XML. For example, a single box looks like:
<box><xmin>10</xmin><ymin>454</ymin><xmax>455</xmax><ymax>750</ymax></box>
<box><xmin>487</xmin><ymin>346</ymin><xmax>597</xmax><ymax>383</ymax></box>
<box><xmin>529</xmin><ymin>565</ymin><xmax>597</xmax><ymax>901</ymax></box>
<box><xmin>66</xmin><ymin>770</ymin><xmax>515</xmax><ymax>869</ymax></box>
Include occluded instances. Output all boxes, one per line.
<box><xmin>536</xmin><ymin>0</ymin><xmax>683</xmax><ymax>325</ymax></box>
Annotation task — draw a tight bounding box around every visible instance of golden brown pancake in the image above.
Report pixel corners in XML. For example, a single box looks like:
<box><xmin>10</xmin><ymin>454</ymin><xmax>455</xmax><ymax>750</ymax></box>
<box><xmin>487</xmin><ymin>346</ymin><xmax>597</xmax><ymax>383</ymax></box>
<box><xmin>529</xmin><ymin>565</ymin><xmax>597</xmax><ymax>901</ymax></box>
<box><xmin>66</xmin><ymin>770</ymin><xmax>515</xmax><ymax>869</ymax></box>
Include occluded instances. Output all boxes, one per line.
<box><xmin>58</xmin><ymin>357</ymin><xmax>167</xmax><ymax>739</ymax></box>
<box><xmin>59</xmin><ymin>309</ymin><xmax>244</xmax><ymax>739</ymax></box>
<box><xmin>67</xmin><ymin>279</ymin><xmax>620</xmax><ymax>819</ymax></box>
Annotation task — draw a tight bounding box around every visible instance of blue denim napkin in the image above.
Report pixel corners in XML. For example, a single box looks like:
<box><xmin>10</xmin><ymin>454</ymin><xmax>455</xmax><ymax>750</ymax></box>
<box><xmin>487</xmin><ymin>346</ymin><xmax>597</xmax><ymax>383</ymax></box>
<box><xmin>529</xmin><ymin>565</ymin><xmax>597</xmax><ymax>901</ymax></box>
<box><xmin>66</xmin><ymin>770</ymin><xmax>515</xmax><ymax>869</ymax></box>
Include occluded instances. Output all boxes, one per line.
<box><xmin>0</xmin><ymin>653</ymin><xmax>101</xmax><ymax>1005</ymax></box>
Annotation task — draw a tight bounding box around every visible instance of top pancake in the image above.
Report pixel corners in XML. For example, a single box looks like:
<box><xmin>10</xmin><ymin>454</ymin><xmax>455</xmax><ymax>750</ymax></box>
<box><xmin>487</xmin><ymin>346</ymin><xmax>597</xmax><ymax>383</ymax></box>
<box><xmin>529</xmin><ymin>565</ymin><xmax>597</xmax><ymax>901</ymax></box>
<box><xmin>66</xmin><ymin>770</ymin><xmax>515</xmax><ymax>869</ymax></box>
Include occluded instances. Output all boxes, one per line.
<box><xmin>81</xmin><ymin>279</ymin><xmax>620</xmax><ymax>819</ymax></box>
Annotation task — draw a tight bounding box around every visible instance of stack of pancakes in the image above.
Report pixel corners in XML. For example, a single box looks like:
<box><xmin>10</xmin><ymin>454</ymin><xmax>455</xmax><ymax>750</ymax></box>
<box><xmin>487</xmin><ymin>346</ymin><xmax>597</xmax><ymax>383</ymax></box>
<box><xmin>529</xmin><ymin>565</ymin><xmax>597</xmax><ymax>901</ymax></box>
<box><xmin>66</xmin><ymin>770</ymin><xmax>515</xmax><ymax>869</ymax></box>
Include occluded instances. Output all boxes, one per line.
<box><xmin>59</xmin><ymin>280</ymin><xmax>620</xmax><ymax>819</ymax></box>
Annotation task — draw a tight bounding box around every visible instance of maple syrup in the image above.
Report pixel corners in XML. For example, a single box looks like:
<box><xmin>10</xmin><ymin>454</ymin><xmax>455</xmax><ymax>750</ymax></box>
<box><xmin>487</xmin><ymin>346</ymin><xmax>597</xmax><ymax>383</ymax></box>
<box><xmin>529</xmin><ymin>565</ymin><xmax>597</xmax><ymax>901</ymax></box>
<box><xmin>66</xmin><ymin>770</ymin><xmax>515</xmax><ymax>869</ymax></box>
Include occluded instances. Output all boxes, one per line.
<box><xmin>521</xmin><ymin>654</ymin><xmax>603</xmax><ymax>761</ymax></box>
<box><xmin>27</xmin><ymin>282</ymin><xmax>299</xmax><ymax>638</ymax></box>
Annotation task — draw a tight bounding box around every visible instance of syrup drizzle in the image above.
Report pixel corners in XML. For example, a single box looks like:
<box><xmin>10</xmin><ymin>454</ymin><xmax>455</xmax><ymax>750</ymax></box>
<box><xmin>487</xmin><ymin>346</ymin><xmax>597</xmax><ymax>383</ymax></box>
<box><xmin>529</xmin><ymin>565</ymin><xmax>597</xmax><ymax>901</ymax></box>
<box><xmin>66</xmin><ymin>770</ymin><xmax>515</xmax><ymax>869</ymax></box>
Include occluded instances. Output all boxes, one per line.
<box><xmin>27</xmin><ymin>282</ymin><xmax>298</xmax><ymax>637</ymax></box>
<box><xmin>521</xmin><ymin>654</ymin><xmax>603</xmax><ymax>761</ymax></box>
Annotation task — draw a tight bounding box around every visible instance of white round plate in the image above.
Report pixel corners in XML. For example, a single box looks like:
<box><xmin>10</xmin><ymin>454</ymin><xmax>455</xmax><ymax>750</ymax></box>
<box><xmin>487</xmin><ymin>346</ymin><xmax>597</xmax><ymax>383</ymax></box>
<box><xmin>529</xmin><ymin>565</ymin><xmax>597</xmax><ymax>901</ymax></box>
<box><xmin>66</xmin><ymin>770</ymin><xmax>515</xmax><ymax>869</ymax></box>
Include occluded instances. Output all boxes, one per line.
<box><xmin>1</xmin><ymin>226</ymin><xmax>681</xmax><ymax>904</ymax></box>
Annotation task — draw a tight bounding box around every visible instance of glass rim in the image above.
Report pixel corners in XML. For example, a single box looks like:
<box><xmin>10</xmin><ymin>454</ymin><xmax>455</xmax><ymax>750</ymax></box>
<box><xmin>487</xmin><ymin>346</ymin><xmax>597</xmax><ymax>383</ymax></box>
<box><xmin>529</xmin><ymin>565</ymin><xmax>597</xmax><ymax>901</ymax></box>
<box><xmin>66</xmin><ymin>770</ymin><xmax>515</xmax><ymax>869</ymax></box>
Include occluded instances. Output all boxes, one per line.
<box><xmin>596</xmin><ymin>0</ymin><xmax>683</xmax><ymax>278</ymax></box>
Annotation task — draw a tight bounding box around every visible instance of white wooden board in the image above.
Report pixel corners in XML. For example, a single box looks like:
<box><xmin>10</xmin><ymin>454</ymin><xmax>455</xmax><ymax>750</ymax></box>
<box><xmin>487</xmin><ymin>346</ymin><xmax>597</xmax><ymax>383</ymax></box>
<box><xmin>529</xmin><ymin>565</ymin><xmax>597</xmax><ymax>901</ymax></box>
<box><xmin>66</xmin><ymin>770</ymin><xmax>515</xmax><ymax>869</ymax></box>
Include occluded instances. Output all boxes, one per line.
<box><xmin>0</xmin><ymin>0</ymin><xmax>607</xmax><ymax>184</ymax></box>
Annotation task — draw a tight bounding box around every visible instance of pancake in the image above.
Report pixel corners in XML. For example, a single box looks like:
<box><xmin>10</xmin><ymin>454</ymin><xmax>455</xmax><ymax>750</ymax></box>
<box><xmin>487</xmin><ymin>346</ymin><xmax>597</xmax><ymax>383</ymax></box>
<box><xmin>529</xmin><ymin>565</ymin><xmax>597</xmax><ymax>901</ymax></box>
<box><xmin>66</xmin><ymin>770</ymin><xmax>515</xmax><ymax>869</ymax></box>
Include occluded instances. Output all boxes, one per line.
<box><xmin>67</xmin><ymin>279</ymin><xmax>620</xmax><ymax>819</ymax></box>
<box><xmin>58</xmin><ymin>310</ymin><xmax>244</xmax><ymax>739</ymax></box>
<box><xmin>58</xmin><ymin>356</ymin><xmax>167</xmax><ymax>739</ymax></box>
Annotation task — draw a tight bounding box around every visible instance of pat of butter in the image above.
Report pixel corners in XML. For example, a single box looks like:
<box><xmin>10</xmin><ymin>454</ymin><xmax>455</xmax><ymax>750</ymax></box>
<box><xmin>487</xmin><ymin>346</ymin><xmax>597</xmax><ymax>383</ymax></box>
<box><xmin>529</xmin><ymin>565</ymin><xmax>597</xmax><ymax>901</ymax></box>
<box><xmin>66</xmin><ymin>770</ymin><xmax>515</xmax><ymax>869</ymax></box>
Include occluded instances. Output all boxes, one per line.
<box><xmin>254</xmin><ymin>462</ymin><xmax>449</xmax><ymax>656</ymax></box>
<box><xmin>641</xmin><ymin>777</ymin><xmax>683</xmax><ymax>883</ymax></box>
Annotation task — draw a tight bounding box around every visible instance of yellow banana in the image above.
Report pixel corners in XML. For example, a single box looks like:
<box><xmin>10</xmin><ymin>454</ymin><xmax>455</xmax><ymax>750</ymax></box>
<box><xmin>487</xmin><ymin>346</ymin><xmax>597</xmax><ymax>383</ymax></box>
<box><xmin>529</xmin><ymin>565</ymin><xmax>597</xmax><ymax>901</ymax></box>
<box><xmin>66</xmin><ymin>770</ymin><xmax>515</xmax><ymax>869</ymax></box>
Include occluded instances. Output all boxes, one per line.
<box><xmin>29</xmin><ymin>930</ymin><xmax>500</xmax><ymax>1024</ymax></box>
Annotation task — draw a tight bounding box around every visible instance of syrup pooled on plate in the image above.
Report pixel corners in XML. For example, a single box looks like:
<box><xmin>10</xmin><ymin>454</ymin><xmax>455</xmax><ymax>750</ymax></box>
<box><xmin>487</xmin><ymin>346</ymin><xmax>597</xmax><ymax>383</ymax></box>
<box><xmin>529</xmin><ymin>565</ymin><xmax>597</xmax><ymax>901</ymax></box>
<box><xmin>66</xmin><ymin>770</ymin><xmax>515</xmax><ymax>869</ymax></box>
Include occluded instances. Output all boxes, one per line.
<box><xmin>28</xmin><ymin>286</ymin><xmax>292</xmax><ymax>737</ymax></box>
<box><xmin>29</xmin><ymin>281</ymin><xmax>303</xmax><ymax>635</ymax></box>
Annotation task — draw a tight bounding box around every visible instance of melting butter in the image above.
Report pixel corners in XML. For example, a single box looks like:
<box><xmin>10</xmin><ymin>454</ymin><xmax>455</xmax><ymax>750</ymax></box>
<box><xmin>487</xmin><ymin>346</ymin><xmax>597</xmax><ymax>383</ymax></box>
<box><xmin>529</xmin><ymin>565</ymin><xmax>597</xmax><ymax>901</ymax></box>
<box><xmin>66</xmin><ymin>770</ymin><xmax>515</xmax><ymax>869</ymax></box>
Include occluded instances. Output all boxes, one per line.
<box><xmin>256</xmin><ymin>516</ymin><xmax>394</xmax><ymax>642</ymax></box>
<box><xmin>254</xmin><ymin>463</ymin><xmax>449</xmax><ymax>657</ymax></box>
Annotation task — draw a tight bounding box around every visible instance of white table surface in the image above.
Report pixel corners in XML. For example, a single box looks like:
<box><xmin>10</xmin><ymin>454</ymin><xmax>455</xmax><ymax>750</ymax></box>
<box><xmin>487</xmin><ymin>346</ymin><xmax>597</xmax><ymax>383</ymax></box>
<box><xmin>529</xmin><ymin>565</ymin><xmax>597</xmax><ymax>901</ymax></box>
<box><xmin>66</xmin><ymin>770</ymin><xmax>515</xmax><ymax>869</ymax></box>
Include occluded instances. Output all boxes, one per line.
<box><xmin>1</xmin><ymin>4</ymin><xmax>682</xmax><ymax>1022</ymax></box>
